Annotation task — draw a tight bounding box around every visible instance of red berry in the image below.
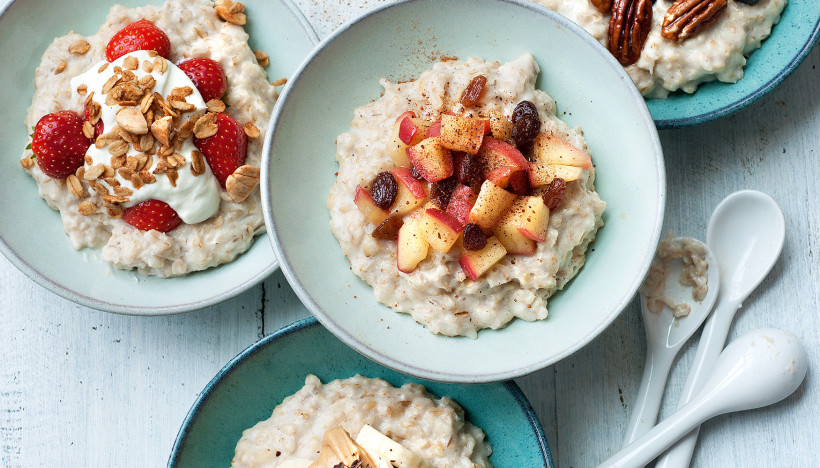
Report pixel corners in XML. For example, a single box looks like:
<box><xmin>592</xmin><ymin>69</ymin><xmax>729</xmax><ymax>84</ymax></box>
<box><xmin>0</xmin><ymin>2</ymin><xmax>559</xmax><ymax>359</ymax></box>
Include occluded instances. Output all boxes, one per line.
<box><xmin>122</xmin><ymin>199</ymin><xmax>181</xmax><ymax>232</ymax></box>
<box><xmin>177</xmin><ymin>58</ymin><xmax>226</xmax><ymax>102</ymax></box>
<box><xmin>83</xmin><ymin>107</ymin><xmax>104</xmax><ymax>141</ymax></box>
<box><xmin>31</xmin><ymin>111</ymin><xmax>90</xmax><ymax>179</ymax></box>
<box><xmin>105</xmin><ymin>19</ymin><xmax>171</xmax><ymax>62</ymax></box>
<box><xmin>193</xmin><ymin>113</ymin><xmax>247</xmax><ymax>187</ymax></box>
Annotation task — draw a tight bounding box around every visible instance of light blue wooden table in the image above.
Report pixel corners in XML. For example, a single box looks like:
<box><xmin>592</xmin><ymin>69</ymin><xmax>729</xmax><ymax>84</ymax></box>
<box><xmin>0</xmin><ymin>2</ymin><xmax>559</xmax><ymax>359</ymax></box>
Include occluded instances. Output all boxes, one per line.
<box><xmin>1</xmin><ymin>1</ymin><xmax>817</xmax><ymax>466</ymax></box>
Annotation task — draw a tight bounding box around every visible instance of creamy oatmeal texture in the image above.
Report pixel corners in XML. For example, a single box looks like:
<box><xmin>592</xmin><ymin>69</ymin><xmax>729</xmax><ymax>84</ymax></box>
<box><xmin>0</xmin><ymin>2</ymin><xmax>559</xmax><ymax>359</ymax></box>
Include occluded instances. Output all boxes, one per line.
<box><xmin>328</xmin><ymin>55</ymin><xmax>606</xmax><ymax>338</ymax></box>
<box><xmin>641</xmin><ymin>235</ymin><xmax>709</xmax><ymax>318</ymax></box>
<box><xmin>232</xmin><ymin>375</ymin><xmax>492</xmax><ymax>467</ymax></box>
<box><xmin>20</xmin><ymin>0</ymin><xmax>275</xmax><ymax>276</ymax></box>
<box><xmin>534</xmin><ymin>0</ymin><xmax>787</xmax><ymax>97</ymax></box>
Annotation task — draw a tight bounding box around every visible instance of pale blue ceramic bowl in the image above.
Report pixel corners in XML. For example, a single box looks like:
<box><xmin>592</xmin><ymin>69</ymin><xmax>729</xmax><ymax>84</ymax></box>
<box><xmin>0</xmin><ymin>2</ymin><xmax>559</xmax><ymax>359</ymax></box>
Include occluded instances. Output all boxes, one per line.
<box><xmin>649</xmin><ymin>0</ymin><xmax>820</xmax><ymax>128</ymax></box>
<box><xmin>264</xmin><ymin>0</ymin><xmax>665</xmax><ymax>383</ymax></box>
<box><xmin>168</xmin><ymin>317</ymin><xmax>553</xmax><ymax>468</ymax></box>
<box><xmin>0</xmin><ymin>0</ymin><xmax>317</xmax><ymax>313</ymax></box>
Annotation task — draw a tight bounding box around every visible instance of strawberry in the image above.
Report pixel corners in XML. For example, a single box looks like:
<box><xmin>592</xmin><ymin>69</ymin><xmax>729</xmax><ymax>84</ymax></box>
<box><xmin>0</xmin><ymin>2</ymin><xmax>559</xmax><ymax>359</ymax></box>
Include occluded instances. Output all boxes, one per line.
<box><xmin>177</xmin><ymin>58</ymin><xmax>226</xmax><ymax>102</ymax></box>
<box><xmin>83</xmin><ymin>107</ymin><xmax>104</xmax><ymax>141</ymax></box>
<box><xmin>31</xmin><ymin>110</ymin><xmax>90</xmax><ymax>179</ymax></box>
<box><xmin>193</xmin><ymin>113</ymin><xmax>247</xmax><ymax>187</ymax></box>
<box><xmin>105</xmin><ymin>19</ymin><xmax>171</xmax><ymax>62</ymax></box>
<box><xmin>122</xmin><ymin>199</ymin><xmax>181</xmax><ymax>232</ymax></box>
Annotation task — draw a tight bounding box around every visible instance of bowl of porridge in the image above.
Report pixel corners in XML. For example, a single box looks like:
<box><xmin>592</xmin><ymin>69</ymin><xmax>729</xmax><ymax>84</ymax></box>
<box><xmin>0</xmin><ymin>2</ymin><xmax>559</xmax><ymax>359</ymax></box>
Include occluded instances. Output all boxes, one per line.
<box><xmin>0</xmin><ymin>0</ymin><xmax>317</xmax><ymax>313</ymax></box>
<box><xmin>533</xmin><ymin>0</ymin><xmax>820</xmax><ymax>127</ymax></box>
<box><xmin>264</xmin><ymin>0</ymin><xmax>664</xmax><ymax>382</ymax></box>
<box><xmin>169</xmin><ymin>317</ymin><xmax>553</xmax><ymax>467</ymax></box>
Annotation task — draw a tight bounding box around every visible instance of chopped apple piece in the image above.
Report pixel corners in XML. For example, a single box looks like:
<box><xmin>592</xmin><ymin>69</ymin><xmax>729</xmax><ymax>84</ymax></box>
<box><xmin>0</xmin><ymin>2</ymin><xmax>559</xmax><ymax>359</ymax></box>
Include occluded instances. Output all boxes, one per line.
<box><xmin>459</xmin><ymin>236</ymin><xmax>507</xmax><ymax>281</ymax></box>
<box><xmin>531</xmin><ymin>133</ymin><xmax>593</xmax><ymax>169</ymax></box>
<box><xmin>514</xmin><ymin>196</ymin><xmax>550</xmax><ymax>242</ymax></box>
<box><xmin>397</xmin><ymin>217</ymin><xmax>430</xmax><ymax>273</ymax></box>
<box><xmin>529</xmin><ymin>163</ymin><xmax>584</xmax><ymax>187</ymax></box>
<box><xmin>477</xmin><ymin>136</ymin><xmax>529</xmax><ymax>175</ymax></box>
<box><xmin>487</xmin><ymin>109</ymin><xmax>513</xmax><ymax>140</ymax></box>
<box><xmin>485</xmin><ymin>165</ymin><xmax>529</xmax><ymax>193</ymax></box>
<box><xmin>419</xmin><ymin>208</ymin><xmax>462</xmax><ymax>252</ymax></box>
<box><xmin>426</xmin><ymin>118</ymin><xmax>442</xmax><ymax>138</ymax></box>
<box><xmin>406</xmin><ymin>136</ymin><xmax>453</xmax><ymax>183</ymax></box>
<box><xmin>354</xmin><ymin>186</ymin><xmax>389</xmax><ymax>225</ymax></box>
<box><xmin>387</xmin><ymin>167</ymin><xmax>427</xmax><ymax>215</ymax></box>
<box><xmin>440</xmin><ymin>114</ymin><xmax>486</xmax><ymax>154</ymax></box>
<box><xmin>445</xmin><ymin>184</ymin><xmax>476</xmax><ymax>229</ymax></box>
<box><xmin>493</xmin><ymin>200</ymin><xmax>537</xmax><ymax>255</ymax></box>
<box><xmin>468</xmin><ymin>180</ymin><xmax>517</xmax><ymax>229</ymax></box>
<box><xmin>387</xmin><ymin>116</ymin><xmax>431</xmax><ymax>166</ymax></box>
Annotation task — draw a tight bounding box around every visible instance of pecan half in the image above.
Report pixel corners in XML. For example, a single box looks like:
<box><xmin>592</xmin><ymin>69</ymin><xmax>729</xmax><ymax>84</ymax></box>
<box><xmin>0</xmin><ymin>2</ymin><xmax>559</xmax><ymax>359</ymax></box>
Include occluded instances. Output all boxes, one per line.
<box><xmin>662</xmin><ymin>0</ymin><xmax>728</xmax><ymax>43</ymax></box>
<box><xmin>590</xmin><ymin>0</ymin><xmax>612</xmax><ymax>14</ymax></box>
<box><xmin>609</xmin><ymin>0</ymin><xmax>653</xmax><ymax>66</ymax></box>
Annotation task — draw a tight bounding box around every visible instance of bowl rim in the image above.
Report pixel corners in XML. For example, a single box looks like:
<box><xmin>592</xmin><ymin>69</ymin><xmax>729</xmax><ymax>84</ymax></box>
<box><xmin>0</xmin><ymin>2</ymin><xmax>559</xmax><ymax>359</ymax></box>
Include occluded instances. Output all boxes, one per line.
<box><xmin>167</xmin><ymin>316</ymin><xmax>555</xmax><ymax>467</ymax></box>
<box><xmin>653</xmin><ymin>14</ymin><xmax>820</xmax><ymax>129</ymax></box>
<box><xmin>263</xmin><ymin>0</ymin><xmax>665</xmax><ymax>383</ymax></box>
<box><xmin>0</xmin><ymin>0</ymin><xmax>318</xmax><ymax>315</ymax></box>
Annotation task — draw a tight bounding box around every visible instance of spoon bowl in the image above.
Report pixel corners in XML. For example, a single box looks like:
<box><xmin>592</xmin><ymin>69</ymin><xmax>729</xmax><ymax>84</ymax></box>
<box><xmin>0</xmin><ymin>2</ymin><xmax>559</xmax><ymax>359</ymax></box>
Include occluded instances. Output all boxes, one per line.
<box><xmin>624</xmin><ymin>238</ymin><xmax>720</xmax><ymax>444</ymax></box>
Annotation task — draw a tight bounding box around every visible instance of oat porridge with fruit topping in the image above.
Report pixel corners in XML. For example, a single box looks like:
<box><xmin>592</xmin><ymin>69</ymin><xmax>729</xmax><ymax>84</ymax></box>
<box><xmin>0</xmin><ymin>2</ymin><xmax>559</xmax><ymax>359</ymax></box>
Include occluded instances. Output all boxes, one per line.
<box><xmin>328</xmin><ymin>54</ymin><xmax>606</xmax><ymax>338</ymax></box>
<box><xmin>232</xmin><ymin>375</ymin><xmax>492</xmax><ymax>468</ymax></box>
<box><xmin>533</xmin><ymin>0</ymin><xmax>787</xmax><ymax>98</ymax></box>
<box><xmin>19</xmin><ymin>0</ymin><xmax>276</xmax><ymax>277</ymax></box>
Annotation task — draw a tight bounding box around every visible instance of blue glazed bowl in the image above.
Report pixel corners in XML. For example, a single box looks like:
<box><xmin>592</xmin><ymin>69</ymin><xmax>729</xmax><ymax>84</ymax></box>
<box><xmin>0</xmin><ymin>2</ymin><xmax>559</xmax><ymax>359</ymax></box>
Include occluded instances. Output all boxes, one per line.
<box><xmin>168</xmin><ymin>317</ymin><xmax>554</xmax><ymax>468</ymax></box>
<box><xmin>0</xmin><ymin>0</ymin><xmax>317</xmax><ymax>314</ymax></box>
<box><xmin>648</xmin><ymin>0</ymin><xmax>820</xmax><ymax>128</ymax></box>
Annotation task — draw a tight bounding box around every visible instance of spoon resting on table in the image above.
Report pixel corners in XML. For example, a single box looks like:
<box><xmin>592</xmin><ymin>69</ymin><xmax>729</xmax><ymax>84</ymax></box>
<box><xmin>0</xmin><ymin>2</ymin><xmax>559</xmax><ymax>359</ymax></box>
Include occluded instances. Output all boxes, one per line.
<box><xmin>655</xmin><ymin>190</ymin><xmax>785</xmax><ymax>468</ymax></box>
<box><xmin>623</xmin><ymin>237</ymin><xmax>720</xmax><ymax>445</ymax></box>
<box><xmin>599</xmin><ymin>328</ymin><xmax>806</xmax><ymax>468</ymax></box>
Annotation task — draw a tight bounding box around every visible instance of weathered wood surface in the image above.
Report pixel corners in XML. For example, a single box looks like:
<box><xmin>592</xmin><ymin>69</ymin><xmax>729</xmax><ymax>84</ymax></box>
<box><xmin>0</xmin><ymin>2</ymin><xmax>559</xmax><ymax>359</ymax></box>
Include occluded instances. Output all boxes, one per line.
<box><xmin>1</xmin><ymin>1</ymin><xmax>817</xmax><ymax>466</ymax></box>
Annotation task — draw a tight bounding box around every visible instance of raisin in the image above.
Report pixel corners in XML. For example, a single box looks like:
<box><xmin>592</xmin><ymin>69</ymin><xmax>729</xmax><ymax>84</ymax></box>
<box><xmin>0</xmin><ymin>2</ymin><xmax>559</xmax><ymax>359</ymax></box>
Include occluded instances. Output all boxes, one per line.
<box><xmin>431</xmin><ymin>177</ymin><xmax>459</xmax><ymax>208</ymax></box>
<box><xmin>372</xmin><ymin>216</ymin><xmax>403</xmax><ymax>240</ymax></box>
<box><xmin>457</xmin><ymin>153</ymin><xmax>484</xmax><ymax>189</ymax></box>
<box><xmin>371</xmin><ymin>171</ymin><xmax>398</xmax><ymax>210</ymax></box>
<box><xmin>512</xmin><ymin>100</ymin><xmax>538</xmax><ymax>123</ymax></box>
<box><xmin>460</xmin><ymin>75</ymin><xmax>487</xmax><ymax>108</ymax></box>
<box><xmin>462</xmin><ymin>224</ymin><xmax>487</xmax><ymax>251</ymax></box>
<box><xmin>542</xmin><ymin>178</ymin><xmax>567</xmax><ymax>211</ymax></box>
<box><xmin>410</xmin><ymin>165</ymin><xmax>423</xmax><ymax>180</ymax></box>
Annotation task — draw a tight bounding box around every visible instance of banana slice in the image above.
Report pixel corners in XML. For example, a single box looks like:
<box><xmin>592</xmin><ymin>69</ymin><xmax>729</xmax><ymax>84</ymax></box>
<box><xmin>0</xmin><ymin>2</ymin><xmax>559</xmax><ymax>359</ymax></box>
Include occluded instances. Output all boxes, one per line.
<box><xmin>278</xmin><ymin>460</ymin><xmax>313</xmax><ymax>468</ymax></box>
<box><xmin>309</xmin><ymin>425</ymin><xmax>381</xmax><ymax>468</ymax></box>
<box><xmin>355</xmin><ymin>425</ymin><xmax>431</xmax><ymax>468</ymax></box>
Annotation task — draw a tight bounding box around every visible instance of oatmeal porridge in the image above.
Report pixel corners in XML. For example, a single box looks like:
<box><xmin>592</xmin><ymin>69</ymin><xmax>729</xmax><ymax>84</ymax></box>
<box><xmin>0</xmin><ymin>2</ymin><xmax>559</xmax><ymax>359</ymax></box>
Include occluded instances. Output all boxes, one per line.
<box><xmin>641</xmin><ymin>234</ymin><xmax>709</xmax><ymax>318</ymax></box>
<box><xmin>19</xmin><ymin>0</ymin><xmax>275</xmax><ymax>277</ymax></box>
<box><xmin>232</xmin><ymin>375</ymin><xmax>492</xmax><ymax>468</ymax></box>
<box><xmin>328</xmin><ymin>54</ymin><xmax>606</xmax><ymax>338</ymax></box>
<box><xmin>533</xmin><ymin>0</ymin><xmax>787</xmax><ymax>97</ymax></box>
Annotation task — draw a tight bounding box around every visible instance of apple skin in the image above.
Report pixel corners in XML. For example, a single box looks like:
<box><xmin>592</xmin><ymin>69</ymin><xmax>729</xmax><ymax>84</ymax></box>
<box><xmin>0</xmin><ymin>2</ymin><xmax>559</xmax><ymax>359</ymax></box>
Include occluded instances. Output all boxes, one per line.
<box><xmin>389</xmin><ymin>167</ymin><xmax>426</xmax><ymax>199</ymax></box>
<box><xmin>468</xmin><ymin>179</ymin><xmax>517</xmax><ymax>229</ymax></box>
<box><xmin>354</xmin><ymin>185</ymin><xmax>389</xmax><ymax>225</ymax></box>
<box><xmin>398</xmin><ymin>116</ymin><xmax>418</xmax><ymax>144</ymax></box>
<box><xmin>394</xmin><ymin>110</ymin><xmax>416</xmax><ymax>124</ymax></box>
<box><xmin>477</xmin><ymin>136</ymin><xmax>529</xmax><ymax>175</ymax></box>
<box><xmin>440</xmin><ymin>114</ymin><xmax>486</xmax><ymax>154</ymax></box>
<box><xmin>515</xmin><ymin>196</ymin><xmax>550</xmax><ymax>242</ymax></box>
<box><xmin>406</xmin><ymin>136</ymin><xmax>453</xmax><ymax>183</ymax></box>
<box><xmin>530</xmin><ymin>133</ymin><xmax>593</xmax><ymax>169</ymax></box>
<box><xmin>445</xmin><ymin>184</ymin><xmax>476</xmax><ymax>229</ymax></box>
<box><xmin>397</xmin><ymin>217</ymin><xmax>430</xmax><ymax>273</ymax></box>
<box><xmin>459</xmin><ymin>236</ymin><xmax>507</xmax><ymax>281</ymax></box>
<box><xmin>426</xmin><ymin>119</ymin><xmax>442</xmax><ymax>138</ymax></box>
<box><xmin>419</xmin><ymin>208</ymin><xmax>462</xmax><ymax>252</ymax></box>
<box><xmin>387</xmin><ymin>116</ymin><xmax>431</xmax><ymax>166</ymax></box>
<box><xmin>485</xmin><ymin>165</ymin><xmax>529</xmax><ymax>194</ymax></box>
<box><xmin>528</xmin><ymin>163</ymin><xmax>583</xmax><ymax>187</ymax></box>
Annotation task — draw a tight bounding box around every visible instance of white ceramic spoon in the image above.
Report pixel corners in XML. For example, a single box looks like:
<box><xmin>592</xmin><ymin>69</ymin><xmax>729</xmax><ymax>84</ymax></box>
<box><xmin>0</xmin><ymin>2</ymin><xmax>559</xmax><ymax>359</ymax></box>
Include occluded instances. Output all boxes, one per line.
<box><xmin>654</xmin><ymin>190</ymin><xmax>785</xmax><ymax>468</ymax></box>
<box><xmin>623</xmin><ymin>238</ymin><xmax>720</xmax><ymax>445</ymax></box>
<box><xmin>599</xmin><ymin>328</ymin><xmax>806</xmax><ymax>468</ymax></box>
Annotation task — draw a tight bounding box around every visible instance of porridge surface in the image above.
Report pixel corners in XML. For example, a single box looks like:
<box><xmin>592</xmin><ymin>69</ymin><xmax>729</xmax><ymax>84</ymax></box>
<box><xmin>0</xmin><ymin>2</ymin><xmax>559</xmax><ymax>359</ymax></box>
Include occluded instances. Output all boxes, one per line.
<box><xmin>232</xmin><ymin>375</ymin><xmax>492</xmax><ymax>467</ymax></box>
<box><xmin>21</xmin><ymin>0</ymin><xmax>275</xmax><ymax>277</ymax></box>
<box><xmin>534</xmin><ymin>0</ymin><xmax>787</xmax><ymax>97</ymax></box>
<box><xmin>328</xmin><ymin>54</ymin><xmax>606</xmax><ymax>338</ymax></box>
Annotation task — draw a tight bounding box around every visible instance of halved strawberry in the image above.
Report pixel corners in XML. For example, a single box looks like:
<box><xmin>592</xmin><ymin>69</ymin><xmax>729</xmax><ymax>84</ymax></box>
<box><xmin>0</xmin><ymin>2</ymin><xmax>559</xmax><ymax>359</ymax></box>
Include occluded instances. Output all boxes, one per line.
<box><xmin>31</xmin><ymin>110</ymin><xmax>90</xmax><ymax>179</ymax></box>
<box><xmin>193</xmin><ymin>113</ymin><xmax>247</xmax><ymax>187</ymax></box>
<box><xmin>122</xmin><ymin>199</ymin><xmax>181</xmax><ymax>232</ymax></box>
<box><xmin>177</xmin><ymin>58</ymin><xmax>227</xmax><ymax>102</ymax></box>
<box><xmin>105</xmin><ymin>19</ymin><xmax>171</xmax><ymax>62</ymax></box>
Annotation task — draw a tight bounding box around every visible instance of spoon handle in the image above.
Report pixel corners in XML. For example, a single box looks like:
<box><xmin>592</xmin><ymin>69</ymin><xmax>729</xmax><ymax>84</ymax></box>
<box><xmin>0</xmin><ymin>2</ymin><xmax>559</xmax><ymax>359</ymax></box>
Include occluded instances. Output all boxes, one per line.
<box><xmin>623</xmin><ymin>346</ymin><xmax>677</xmax><ymax>445</ymax></box>
<box><xmin>653</xmin><ymin>298</ymin><xmax>739</xmax><ymax>468</ymax></box>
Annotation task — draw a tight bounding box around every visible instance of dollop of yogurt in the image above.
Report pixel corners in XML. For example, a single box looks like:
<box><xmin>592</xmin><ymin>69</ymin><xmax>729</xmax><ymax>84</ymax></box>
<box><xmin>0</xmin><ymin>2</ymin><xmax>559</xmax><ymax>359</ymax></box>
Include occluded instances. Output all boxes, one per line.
<box><xmin>70</xmin><ymin>50</ymin><xmax>221</xmax><ymax>224</ymax></box>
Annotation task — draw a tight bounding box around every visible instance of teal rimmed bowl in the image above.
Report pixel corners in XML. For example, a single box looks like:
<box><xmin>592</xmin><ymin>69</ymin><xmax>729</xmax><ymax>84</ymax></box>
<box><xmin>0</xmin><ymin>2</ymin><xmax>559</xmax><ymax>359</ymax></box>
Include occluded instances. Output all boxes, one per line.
<box><xmin>168</xmin><ymin>317</ymin><xmax>553</xmax><ymax>467</ymax></box>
